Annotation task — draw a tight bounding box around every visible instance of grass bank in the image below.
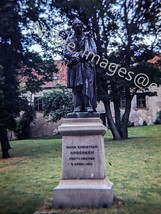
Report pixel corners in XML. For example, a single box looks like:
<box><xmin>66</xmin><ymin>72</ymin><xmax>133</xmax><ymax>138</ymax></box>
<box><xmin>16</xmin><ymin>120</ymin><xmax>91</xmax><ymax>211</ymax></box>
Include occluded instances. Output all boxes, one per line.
<box><xmin>0</xmin><ymin>125</ymin><xmax>161</xmax><ymax>214</ymax></box>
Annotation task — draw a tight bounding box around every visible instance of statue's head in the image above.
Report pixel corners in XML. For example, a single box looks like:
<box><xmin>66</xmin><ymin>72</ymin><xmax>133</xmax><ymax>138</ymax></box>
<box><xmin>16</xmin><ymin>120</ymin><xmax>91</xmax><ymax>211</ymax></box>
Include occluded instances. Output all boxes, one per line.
<box><xmin>72</xmin><ymin>18</ymin><xmax>83</xmax><ymax>33</ymax></box>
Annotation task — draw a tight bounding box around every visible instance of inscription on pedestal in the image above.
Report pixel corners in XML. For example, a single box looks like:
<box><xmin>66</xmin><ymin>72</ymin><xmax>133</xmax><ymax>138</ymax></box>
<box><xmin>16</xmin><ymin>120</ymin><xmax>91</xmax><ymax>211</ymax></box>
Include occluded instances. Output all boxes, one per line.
<box><xmin>67</xmin><ymin>145</ymin><xmax>97</xmax><ymax>166</ymax></box>
<box><xmin>62</xmin><ymin>135</ymin><xmax>106</xmax><ymax>179</ymax></box>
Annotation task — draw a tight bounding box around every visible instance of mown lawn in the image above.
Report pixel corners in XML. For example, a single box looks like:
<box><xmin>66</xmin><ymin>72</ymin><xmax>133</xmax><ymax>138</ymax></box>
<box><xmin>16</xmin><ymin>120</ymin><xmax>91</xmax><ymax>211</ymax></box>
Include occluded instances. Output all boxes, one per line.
<box><xmin>0</xmin><ymin>125</ymin><xmax>161</xmax><ymax>214</ymax></box>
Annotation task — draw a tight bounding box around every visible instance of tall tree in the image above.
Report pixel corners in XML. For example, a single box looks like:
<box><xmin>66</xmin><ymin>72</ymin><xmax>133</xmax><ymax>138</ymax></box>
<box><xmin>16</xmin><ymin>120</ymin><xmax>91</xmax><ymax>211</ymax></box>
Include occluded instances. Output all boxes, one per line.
<box><xmin>19</xmin><ymin>0</ymin><xmax>61</xmax><ymax>94</ymax></box>
<box><xmin>51</xmin><ymin>0</ymin><xmax>161</xmax><ymax>139</ymax></box>
<box><xmin>0</xmin><ymin>0</ymin><xmax>59</xmax><ymax>157</ymax></box>
<box><xmin>104</xmin><ymin>0</ymin><xmax>161</xmax><ymax>139</ymax></box>
<box><xmin>0</xmin><ymin>0</ymin><xmax>23</xmax><ymax>158</ymax></box>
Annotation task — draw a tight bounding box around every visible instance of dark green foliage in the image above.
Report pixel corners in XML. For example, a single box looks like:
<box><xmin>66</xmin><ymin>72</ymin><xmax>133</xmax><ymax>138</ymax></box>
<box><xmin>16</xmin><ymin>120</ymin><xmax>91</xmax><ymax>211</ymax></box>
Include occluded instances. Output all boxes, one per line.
<box><xmin>0</xmin><ymin>66</ymin><xmax>5</xmax><ymax>113</ymax></box>
<box><xmin>128</xmin><ymin>121</ymin><xmax>134</xmax><ymax>127</ymax></box>
<box><xmin>15</xmin><ymin>98</ymin><xmax>35</xmax><ymax>140</ymax></box>
<box><xmin>142</xmin><ymin>121</ymin><xmax>147</xmax><ymax>126</ymax></box>
<box><xmin>0</xmin><ymin>0</ymin><xmax>23</xmax><ymax>157</ymax></box>
<box><xmin>0</xmin><ymin>0</ymin><xmax>59</xmax><ymax>157</ymax></box>
<box><xmin>20</xmin><ymin>52</ymin><xmax>58</xmax><ymax>93</ymax></box>
<box><xmin>0</xmin><ymin>0</ymin><xmax>22</xmax><ymax>128</ymax></box>
<box><xmin>42</xmin><ymin>88</ymin><xmax>73</xmax><ymax>122</ymax></box>
<box><xmin>52</xmin><ymin>0</ymin><xmax>161</xmax><ymax>139</ymax></box>
<box><xmin>19</xmin><ymin>0</ymin><xmax>64</xmax><ymax>87</ymax></box>
<box><xmin>154</xmin><ymin>110</ymin><xmax>161</xmax><ymax>125</ymax></box>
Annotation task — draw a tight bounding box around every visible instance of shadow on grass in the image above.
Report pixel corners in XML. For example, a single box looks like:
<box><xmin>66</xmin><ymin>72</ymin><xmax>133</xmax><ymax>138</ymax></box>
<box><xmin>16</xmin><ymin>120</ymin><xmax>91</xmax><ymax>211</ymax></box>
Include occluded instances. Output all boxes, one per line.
<box><xmin>104</xmin><ymin>136</ymin><xmax>156</xmax><ymax>142</ymax></box>
<box><xmin>30</xmin><ymin>134</ymin><xmax>62</xmax><ymax>140</ymax></box>
<box><xmin>113</xmin><ymin>196</ymin><xmax>125</xmax><ymax>208</ymax></box>
<box><xmin>0</xmin><ymin>195</ymin><xmax>43</xmax><ymax>214</ymax></box>
<box><xmin>124</xmin><ymin>197</ymin><xmax>161</xmax><ymax>214</ymax></box>
<box><xmin>8</xmin><ymin>138</ymin><xmax>62</xmax><ymax>159</ymax></box>
<box><xmin>34</xmin><ymin>196</ymin><xmax>126</xmax><ymax>214</ymax></box>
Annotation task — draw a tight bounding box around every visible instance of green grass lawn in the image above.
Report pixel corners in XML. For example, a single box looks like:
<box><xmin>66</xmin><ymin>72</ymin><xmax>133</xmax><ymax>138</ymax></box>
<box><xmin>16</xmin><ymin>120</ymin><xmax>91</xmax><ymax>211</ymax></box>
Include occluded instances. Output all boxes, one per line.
<box><xmin>0</xmin><ymin>125</ymin><xmax>161</xmax><ymax>214</ymax></box>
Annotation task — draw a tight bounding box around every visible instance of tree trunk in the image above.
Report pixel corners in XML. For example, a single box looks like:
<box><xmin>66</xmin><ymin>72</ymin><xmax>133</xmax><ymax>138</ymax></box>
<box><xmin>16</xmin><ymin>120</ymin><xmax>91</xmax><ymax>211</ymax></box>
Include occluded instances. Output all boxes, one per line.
<box><xmin>113</xmin><ymin>98</ymin><xmax>122</xmax><ymax>136</ymax></box>
<box><xmin>121</xmin><ymin>88</ymin><xmax>132</xmax><ymax>139</ymax></box>
<box><xmin>103</xmin><ymin>100</ymin><xmax>121</xmax><ymax>140</ymax></box>
<box><xmin>0</xmin><ymin>127</ymin><xmax>11</xmax><ymax>158</ymax></box>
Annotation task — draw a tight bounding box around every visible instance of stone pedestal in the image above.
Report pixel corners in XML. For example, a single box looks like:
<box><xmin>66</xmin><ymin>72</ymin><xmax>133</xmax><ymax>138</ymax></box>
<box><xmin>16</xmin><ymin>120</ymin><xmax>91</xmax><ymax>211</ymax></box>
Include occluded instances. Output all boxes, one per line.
<box><xmin>53</xmin><ymin>116</ymin><xmax>113</xmax><ymax>208</ymax></box>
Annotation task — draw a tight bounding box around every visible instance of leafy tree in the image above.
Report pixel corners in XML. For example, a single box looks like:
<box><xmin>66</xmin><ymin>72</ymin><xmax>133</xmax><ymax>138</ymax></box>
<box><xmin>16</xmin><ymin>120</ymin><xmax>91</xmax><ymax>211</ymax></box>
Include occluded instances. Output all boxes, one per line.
<box><xmin>0</xmin><ymin>0</ymin><xmax>58</xmax><ymax>158</ymax></box>
<box><xmin>0</xmin><ymin>0</ymin><xmax>23</xmax><ymax>158</ymax></box>
<box><xmin>15</xmin><ymin>97</ymin><xmax>35</xmax><ymax>140</ymax></box>
<box><xmin>19</xmin><ymin>0</ymin><xmax>61</xmax><ymax>94</ymax></box>
<box><xmin>102</xmin><ymin>0</ymin><xmax>161</xmax><ymax>139</ymax></box>
<box><xmin>19</xmin><ymin>52</ymin><xmax>57</xmax><ymax>94</ymax></box>
<box><xmin>42</xmin><ymin>88</ymin><xmax>73</xmax><ymax>122</ymax></box>
<box><xmin>51</xmin><ymin>0</ymin><xmax>161</xmax><ymax>139</ymax></box>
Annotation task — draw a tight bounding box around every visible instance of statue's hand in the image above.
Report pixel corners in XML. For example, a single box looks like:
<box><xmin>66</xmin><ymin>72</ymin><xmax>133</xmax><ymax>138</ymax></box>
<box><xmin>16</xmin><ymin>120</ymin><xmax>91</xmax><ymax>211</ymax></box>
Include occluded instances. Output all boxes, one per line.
<box><xmin>67</xmin><ymin>58</ymin><xmax>79</xmax><ymax>68</ymax></box>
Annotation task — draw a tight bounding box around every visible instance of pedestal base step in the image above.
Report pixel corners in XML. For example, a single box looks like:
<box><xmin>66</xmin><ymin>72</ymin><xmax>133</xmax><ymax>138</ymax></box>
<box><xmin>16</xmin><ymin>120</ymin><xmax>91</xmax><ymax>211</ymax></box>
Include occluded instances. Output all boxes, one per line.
<box><xmin>53</xmin><ymin>178</ymin><xmax>113</xmax><ymax>208</ymax></box>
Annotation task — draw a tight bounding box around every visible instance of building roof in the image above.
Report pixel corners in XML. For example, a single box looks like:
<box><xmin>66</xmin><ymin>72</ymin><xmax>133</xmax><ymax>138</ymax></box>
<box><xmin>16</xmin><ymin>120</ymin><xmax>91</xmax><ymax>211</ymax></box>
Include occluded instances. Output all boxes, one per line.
<box><xmin>42</xmin><ymin>60</ymin><xmax>67</xmax><ymax>89</ymax></box>
<box><xmin>19</xmin><ymin>60</ymin><xmax>68</xmax><ymax>89</ymax></box>
<box><xmin>148</xmin><ymin>55</ymin><xmax>161</xmax><ymax>64</ymax></box>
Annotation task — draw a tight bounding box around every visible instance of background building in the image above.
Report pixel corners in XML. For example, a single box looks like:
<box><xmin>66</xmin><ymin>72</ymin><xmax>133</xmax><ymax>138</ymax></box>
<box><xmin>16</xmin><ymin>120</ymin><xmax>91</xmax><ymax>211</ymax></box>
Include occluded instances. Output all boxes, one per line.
<box><xmin>21</xmin><ymin>60</ymin><xmax>161</xmax><ymax>137</ymax></box>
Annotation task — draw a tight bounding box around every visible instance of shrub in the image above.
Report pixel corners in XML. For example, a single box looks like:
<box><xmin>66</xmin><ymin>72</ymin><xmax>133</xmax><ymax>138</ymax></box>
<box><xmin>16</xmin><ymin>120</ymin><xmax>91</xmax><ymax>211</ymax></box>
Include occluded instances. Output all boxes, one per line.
<box><xmin>128</xmin><ymin>121</ymin><xmax>135</xmax><ymax>127</ymax></box>
<box><xmin>15</xmin><ymin>105</ymin><xmax>35</xmax><ymax>139</ymax></box>
<box><xmin>143</xmin><ymin>121</ymin><xmax>147</xmax><ymax>126</ymax></box>
<box><xmin>42</xmin><ymin>88</ymin><xmax>73</xmax><ymax>122</ymax></box>
<box><xmin>154</xmin><ymin>110</ymin><xmax>161</xmax><ymax>125</ymax></box>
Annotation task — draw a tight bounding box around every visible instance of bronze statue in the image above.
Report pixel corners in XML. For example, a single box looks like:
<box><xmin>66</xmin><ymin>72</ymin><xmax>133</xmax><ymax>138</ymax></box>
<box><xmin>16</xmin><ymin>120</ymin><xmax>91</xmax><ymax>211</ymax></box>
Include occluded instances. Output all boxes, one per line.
<box><xmin>64</xmin><ymin>18</ymin><xmax>97</xmax><ymax>113</ymax></box>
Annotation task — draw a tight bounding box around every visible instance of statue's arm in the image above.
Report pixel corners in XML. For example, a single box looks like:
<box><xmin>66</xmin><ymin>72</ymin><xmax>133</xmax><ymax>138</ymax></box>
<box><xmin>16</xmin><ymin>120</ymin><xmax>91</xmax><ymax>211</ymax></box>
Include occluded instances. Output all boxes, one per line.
<box><xmin>64</xmin><ymin>38</ymin><xmax>83</xmax><ymax>67</ymax></box>
<box><xmin>64</xmin><ymin>36</ymin><xmax>84</xmax><ymax>60</ymax></box>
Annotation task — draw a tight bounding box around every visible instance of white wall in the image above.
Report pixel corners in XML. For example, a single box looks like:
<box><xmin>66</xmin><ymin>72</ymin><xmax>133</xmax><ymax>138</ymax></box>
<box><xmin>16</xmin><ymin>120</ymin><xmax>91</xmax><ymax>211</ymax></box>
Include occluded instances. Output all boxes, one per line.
<box><xmin>97</xmin><ymin>86</ymin><xmax>161</xmax><ymax>126</ymax></box>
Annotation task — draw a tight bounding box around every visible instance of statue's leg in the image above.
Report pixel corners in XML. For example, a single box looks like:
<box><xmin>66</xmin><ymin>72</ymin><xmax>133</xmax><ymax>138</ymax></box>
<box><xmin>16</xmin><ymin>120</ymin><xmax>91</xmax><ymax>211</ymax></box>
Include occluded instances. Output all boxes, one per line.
<box><xmin>84</xmin><ymin>95</ymin><xmax>94</xmax><ymax>113</ymax></box>
<box><xmin>73</xmin><ymin>87</ymin><xmax>83</xmax><ymax>112</ymax></box>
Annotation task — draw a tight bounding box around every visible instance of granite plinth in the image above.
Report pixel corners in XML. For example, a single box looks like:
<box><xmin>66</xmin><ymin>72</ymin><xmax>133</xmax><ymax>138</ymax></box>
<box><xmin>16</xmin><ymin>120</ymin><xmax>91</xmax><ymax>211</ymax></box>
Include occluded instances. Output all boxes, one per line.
<box><xmin>58</xmin><ymin>117</ymin><xmax>106</xmax><ymax>136</ymax></box>
<box><xmin>53</xmin><ymin>179</ymin><xmax>113</xmax><ymax>208</ymax></box>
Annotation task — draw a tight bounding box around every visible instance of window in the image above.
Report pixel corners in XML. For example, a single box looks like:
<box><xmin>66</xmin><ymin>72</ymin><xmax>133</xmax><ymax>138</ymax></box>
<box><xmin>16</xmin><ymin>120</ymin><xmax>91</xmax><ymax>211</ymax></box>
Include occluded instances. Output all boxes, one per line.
<box><xmin>120</xmin><ymin>97</ymin><xmax>126</xmax><ymax>108</ymax></box>
<box><xmin>136</xmin><ymin>94</ymin><xmax>146</xmax><ymax>108</ymax></box>
<box><xmin>34</xmin><ymin>97</ymin><xmax>43</xmax><ymax>111</ymax></box>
